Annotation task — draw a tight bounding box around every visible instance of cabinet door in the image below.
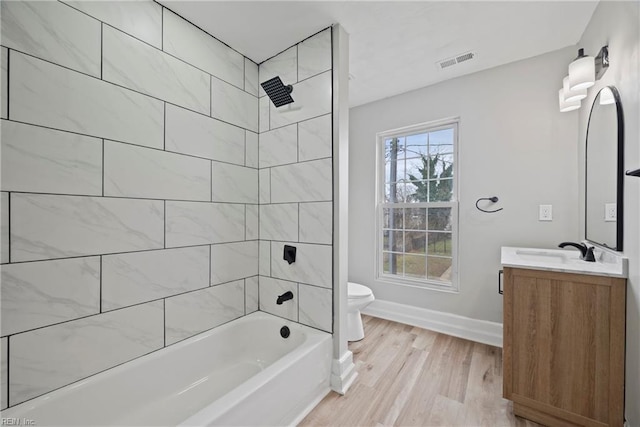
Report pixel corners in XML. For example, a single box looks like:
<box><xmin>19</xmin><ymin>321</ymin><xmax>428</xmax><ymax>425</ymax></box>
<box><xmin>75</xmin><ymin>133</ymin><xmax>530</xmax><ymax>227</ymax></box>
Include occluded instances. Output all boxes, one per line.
<box><xmin>503</xmin><ymin>268</ymin><xmax>625</xmax><ymax>426</ymax></box>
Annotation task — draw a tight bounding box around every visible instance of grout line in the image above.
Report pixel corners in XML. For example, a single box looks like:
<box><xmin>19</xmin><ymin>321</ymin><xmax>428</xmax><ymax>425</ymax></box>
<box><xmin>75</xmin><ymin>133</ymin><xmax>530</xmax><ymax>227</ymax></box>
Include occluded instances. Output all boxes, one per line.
<box><xmin>210</xmin><ymin>161</ymin><xmax>213</xmax><ymax>202</ymax></box>
<box><xmin>243</xmin><ymin>279</ymin><xmax>247</xmax><ymax>315</ymax></box>
<box><xmin>100</xmin><ymin>23</ymin><xmax>103</xmax><ymax>79</ymax></box>
<box><xmin>6</xmin><ymin>48</ymin><xmax>10</xmax><ymax>120</ymax></box>
<box><xmin>6</xmin><ymin>337</ymin><xmax>10</xmax><ymax>407</ymax></box>
<box><xmin>163</xmin><ymin>299</ymin><xmax>166</xmax><ymax>347</ymax></box>
<box><xmin>99</xmin><ymin>256</ymin><xmax>103</xmax><ymax>313</ymax></box>
<box><xmin>163</xmin><ymin>200</ymin><xmax>166</xmax><ymax>249</ymax></box>
<box><xmin>209</xmin><ymin>75</ymin><xmax>213</xmax><ymax>117</ymax></box>
<box><xmin>101</xmin><ymin>139</ymin><xmax>105</xmax><ymax>196</ymax></box>
<box><xmin>7</xmin><ymin>192</ymin><xmax>11</xmax><ymax>264</ymax></box>
<box><xmin>244</xmin><ymin>204</ymin><xmax>247</xmax><ymax>241</ymax></box>
<box><xmin>163</xmin><ymin>102</ymin><xmax>166</xmax><ymax>150</ymax></box>
<box><xmin>160</xmin><ymin>6</ymin><xmax>164</xmax><ymax>51</ymax></box>
<box><xmin>209</xmin><ymin>245</ymin><xmax>212</xmax><ymax>286</ymax></box>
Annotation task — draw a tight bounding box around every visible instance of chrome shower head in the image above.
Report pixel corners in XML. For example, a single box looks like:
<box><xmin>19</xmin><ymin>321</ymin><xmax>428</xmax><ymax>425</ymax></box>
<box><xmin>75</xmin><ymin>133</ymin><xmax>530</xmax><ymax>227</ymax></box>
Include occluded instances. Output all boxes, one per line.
<box><xmin>261</xmin><ymin>76</ymin><xmax>294</xmax><ymax>107</ymax></box>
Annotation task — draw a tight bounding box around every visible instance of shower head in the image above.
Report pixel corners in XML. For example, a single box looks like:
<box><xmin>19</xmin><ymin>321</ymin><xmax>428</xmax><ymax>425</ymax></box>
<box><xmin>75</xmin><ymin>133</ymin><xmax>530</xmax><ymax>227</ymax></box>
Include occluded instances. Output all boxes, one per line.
<box><xmin>261</xmin><ymin>76</ymin><xmax>294</xmax><ymax>107</ymax></box>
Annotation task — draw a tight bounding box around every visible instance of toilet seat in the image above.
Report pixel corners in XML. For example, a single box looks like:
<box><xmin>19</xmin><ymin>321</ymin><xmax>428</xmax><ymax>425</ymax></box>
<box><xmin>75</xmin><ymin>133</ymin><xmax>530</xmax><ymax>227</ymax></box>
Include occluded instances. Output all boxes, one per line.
<box><xmin>348</xmin><ymin>282</ymin><xmax>372</xmax><ymax>299</ymax></box>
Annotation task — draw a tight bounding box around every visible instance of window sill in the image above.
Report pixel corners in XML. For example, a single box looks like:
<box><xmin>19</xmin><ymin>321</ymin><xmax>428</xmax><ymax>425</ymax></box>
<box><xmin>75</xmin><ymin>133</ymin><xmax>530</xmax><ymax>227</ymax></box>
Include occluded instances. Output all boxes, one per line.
<box><xmin>376</xmin><ymin>274</ymin><xmax>459</xmax><ymax>293</ymax></box>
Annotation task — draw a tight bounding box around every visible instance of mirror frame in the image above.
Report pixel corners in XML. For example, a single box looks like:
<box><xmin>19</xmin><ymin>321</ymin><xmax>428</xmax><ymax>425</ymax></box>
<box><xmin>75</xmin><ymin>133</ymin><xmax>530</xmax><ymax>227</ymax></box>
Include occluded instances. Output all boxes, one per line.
<box><xmin>585</xmin><ymin>85</ymin><xmax>624</xmax><ymax>251</ymax></box>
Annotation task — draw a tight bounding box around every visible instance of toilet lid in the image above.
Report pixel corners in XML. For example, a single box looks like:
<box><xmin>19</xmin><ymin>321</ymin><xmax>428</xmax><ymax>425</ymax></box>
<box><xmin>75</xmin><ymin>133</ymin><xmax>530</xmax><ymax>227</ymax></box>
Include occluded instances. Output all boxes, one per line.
<box><xmin>348</xmin><ymin>282</ymin><xmax>372</xmax><ymax>299</ymax></box>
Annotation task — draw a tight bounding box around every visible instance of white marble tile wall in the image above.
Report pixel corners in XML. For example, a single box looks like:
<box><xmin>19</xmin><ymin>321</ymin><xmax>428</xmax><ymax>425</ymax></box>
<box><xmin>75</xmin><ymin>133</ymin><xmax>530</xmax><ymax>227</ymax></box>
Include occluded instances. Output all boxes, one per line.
<box><xmin>162</xmin><ymin>9</ymin><xmax>244</xmax><ymax>89</ymax></box>
<box><xmin>165</xmin><ymin>201</ymin><xmax>245</xmax><ymax>247</ymax></box>
<box><xmin>102</xmin><ymin>246</ymin><xmax>209</xmax><ymax>311</ymax></box>
<box><xmin>257</xmin><ymin>28</ymin><xmax>333</xmax><ymax>333</ymax></box>
<box><xmin>1</xmin><ymin>47</ymin><xmax>8</xmax><ymax>119</ymax></box>
<box><xmin>246</xmin><ymin>131</ymin><xmax>259</xmax><ymax>168</ymax></box>
<box><xmin>298</xmin><ymin>29</ymin><xmax>332</xmax><ymax>81</ymax></box>
<box><xmin>10</xmin><ymin>52</ymin><xmax>164</xmax><ymax>149</ymax></box>
<box><xmin>165</xmin><ymin>104</ymin><xmax>245</xmax><ymax>165</ymax></box>
<box><xmin>259</xmin><ymin>124</ymin><xmax>298</xmax><ymax>168</ymax></box>
<box><xmin>103</xmin><ymin>26</ymin><xmax>210</xmax><ymax>115</ymax></box>
<box><xmin>245</xmin><ymin>276</ymin><xmax>259</xmax><ymax>314</ymax></box>
<box><xmin>103</xmin><ymin>141</ymin><xmax>211</xmax><ymax>201</ymax></box>
<box><xmin>211</xmin><ymin>162</ymin><xmax>258</xmax><ymax>204</ymax></box>
<box><xmin>62</xmin><ymin>1</ymin><xmax>162</xmax><ymax>49</ymax></box>
<box><xmin>259</xmin><ymin>276</ymin><xmax>298</xmax><ymax>322</ymax></box>
<box><xmin>1</xmin><ymin>337</ymin><xmax>7</xmax><ymax>409</ymax></box>
<box><xmin>245</xmin><ymin>59</ymin><xmax>259</xmax><ymax>96</ymax></box>
<box><xmin>165</xmin><ymin>280</ymin><xmax>244</xmax><ymax>345</ymax></box>
<box><xmin>9</xmin><ymin>300</ymin><xmax>164</xmax><ymax>406</ymax></box>
<box><xmin>1</xmin><ymin>193</ymin><xmax>9</xmax><ymax>264</ymax></box>
<box><xmin>271</xmin><ymin>158</ymin><xmax>333</xmax><ymax>203</ymax></box>
<box><xmin>260</xmin><ymin>203</ymin><xmax>298</xmax><ymax>241</ymax></box>
<box><xmin>1</xmin><ymin>1</ymin><xmax>101</xmax><ymax>77</ymax></box>
<box><xmin>270</xmin><ymin>242</ymin><xmax>332</xmax><ymax>288</ymax></box>
<box><xmin>211</xmin><ymin>77</ymin><xmax>258</xmax><ymax>132</ymax></box>
<box><xmin>10</xmin><ymin>194</ymin><xmax>164</xmax><ymax>262</ymax></box>
<box><xmin>210</xmin><ymin>241</ymin><xmax>259</xmax><ymax>285</ymax></box>
<box><xmin>1</xmin><ymin>121</ymin><xmax>102</xmax><ymax>196</ymax></box>
<box><xmin>1</xmin><ymin>257</ymin><xmax>100</xmax><ymax>336</ymax></box>
<box><xmin>246</xmin><ymin>205</ymin><xmax>259</xmax><ymax>240</ymax></box>
<box><xmin>298</xmin><ymin>284</ymin><xmax>332</xmax><ymax>332</ymax></box>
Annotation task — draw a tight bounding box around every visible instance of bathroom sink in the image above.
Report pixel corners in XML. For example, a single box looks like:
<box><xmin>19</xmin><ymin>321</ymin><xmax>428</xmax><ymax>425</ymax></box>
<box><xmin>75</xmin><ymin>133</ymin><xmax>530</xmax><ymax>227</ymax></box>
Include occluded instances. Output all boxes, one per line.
<box><xmin>501</xmin><ymin>246</ymin><xmax>628</xmax><ymax>278</ymax></box>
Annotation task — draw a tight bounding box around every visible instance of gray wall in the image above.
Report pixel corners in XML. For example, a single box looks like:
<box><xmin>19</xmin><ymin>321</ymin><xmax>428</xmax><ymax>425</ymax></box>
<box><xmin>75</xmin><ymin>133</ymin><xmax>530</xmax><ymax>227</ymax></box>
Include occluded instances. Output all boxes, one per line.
<box><xmin>349</xmin><ymin>46</ymin><xmax>580</xmax><ymax>323</ymax></box>
<box><xmin>576</xmin><ymin>1</ymin><xmax>640</xmax><ymax>424</ymax></box>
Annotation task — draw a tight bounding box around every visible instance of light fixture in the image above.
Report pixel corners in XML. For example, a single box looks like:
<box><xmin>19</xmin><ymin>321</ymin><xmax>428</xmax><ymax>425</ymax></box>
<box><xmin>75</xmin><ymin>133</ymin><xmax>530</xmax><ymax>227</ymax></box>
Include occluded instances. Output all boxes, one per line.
<box><xmin>599</xmin><ymin>87</ymin><xmax>615</xmax><ymax>105</ymax></box>
<box><xmin>562</xmin><ymin>76</ymin><xmax>587</xmax><ymax>102</ymax></box>
<box><xmin>558</xmin><ymin>89</ymin><xmax>580</xmax><ymax>112</ymax></box>
<box><xmin>568</xmin><ymin>49</ymin><xmax>595</xmax><ymax>90</ymax></box>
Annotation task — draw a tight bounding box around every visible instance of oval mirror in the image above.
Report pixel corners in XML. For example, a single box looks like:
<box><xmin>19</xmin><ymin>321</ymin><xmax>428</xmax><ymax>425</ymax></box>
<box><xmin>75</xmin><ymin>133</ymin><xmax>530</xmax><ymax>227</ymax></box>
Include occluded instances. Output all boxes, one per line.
<box><xmin>585</xmin><ymin>86</ymin><xmax>624</xmax><ymax>250</ymax></box>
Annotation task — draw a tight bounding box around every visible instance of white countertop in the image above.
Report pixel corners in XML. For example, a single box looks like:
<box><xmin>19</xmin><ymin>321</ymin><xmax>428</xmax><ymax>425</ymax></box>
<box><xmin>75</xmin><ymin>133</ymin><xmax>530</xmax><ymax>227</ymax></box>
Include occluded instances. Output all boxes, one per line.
<box><xmin>501</xmin><ymin>246</ymin><xmax>628</xmax><ymax>278</ymax></box>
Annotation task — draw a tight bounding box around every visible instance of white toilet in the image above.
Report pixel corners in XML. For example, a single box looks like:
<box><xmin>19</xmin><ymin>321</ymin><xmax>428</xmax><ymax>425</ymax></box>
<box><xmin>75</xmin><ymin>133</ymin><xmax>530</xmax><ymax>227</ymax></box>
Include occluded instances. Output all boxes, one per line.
<box><xmin>347</xmin><ymin>282</ymin><xmax>375</xmax><ymax>342</ymax></box>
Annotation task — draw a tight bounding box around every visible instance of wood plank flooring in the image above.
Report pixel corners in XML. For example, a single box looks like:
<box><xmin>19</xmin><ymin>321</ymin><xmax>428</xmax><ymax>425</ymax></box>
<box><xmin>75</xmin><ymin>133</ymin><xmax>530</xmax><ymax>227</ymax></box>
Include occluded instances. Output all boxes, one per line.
<box><xmin>299</xmin><ymin>315</ymin><xmax>543</xmax><ymax>427</ymax></box>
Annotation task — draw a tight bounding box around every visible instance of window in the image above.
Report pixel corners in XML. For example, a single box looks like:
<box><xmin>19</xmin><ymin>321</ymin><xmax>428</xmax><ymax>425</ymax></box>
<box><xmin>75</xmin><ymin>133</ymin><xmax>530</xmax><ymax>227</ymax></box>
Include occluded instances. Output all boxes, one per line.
<box><xmin>376</xmin><ymin>119</ymin><xmax>458</xmax><ymax>290</ymax></box>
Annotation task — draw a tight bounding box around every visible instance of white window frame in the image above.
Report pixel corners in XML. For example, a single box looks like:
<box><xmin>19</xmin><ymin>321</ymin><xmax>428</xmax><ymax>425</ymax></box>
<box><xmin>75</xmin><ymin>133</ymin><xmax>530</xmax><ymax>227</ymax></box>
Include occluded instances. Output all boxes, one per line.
<box><xmin>375</xmin><ymin>118</ymin><xmax>459</xmax><ymax>292</ymax></box>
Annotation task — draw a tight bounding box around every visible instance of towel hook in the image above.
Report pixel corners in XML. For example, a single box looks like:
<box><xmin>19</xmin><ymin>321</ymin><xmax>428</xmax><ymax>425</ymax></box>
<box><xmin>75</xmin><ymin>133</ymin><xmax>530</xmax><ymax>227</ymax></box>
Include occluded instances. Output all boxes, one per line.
<box><xmin>476</xmin><ymin>196</ymin><xmax>503</xmax><ymax>214</ymax></box>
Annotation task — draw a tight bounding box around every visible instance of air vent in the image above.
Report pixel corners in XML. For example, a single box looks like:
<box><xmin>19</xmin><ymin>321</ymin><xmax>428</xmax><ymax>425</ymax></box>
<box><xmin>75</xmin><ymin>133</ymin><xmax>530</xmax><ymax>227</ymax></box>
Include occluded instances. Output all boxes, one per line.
<box><xmin>437</xmin><ymin>51</ymin><xmax>476</xmax><ymax>70</ymax></box>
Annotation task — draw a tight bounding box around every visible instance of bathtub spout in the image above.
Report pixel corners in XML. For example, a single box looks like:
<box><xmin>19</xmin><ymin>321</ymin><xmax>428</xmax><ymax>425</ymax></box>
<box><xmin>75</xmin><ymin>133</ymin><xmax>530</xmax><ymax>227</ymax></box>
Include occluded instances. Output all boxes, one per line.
<box><xmin>277</xmin><ymin>291</ymin><xmax>294</xmax><ymax>305</ymax></box>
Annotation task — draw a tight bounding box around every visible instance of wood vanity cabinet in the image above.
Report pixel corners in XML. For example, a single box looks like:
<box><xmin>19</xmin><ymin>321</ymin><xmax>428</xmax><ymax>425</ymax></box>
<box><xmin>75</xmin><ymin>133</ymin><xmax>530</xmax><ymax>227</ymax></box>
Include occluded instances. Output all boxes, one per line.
<box><xmin>502</xmin><ymin>267</ymin><xmax>626</xmax><ymax>427</ymax></box>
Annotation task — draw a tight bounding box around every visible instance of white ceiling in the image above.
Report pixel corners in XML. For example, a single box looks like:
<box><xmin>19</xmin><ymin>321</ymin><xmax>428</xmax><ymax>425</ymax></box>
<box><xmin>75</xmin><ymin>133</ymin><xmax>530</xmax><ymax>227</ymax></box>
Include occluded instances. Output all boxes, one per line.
<box><xmin>160</xmin><ymin>1</ymin><xmax>598</xmax><ymax>107</ymax></box>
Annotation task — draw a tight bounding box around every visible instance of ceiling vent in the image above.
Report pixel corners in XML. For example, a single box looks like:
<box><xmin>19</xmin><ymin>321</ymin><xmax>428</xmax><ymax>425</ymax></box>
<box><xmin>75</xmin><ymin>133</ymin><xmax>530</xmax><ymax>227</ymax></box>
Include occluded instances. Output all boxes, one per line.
<box><xmin>437</xmin><ymin>51</ymin><xmax>476</xmax><ymax>70</ymax></box>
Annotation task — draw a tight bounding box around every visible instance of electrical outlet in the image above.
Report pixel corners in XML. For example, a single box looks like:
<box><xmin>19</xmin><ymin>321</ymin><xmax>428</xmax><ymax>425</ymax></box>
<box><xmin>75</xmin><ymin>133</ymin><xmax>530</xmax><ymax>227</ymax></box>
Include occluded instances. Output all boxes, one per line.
<box><xmin>605</xmin><ymin>203</ymin><xmax>617</xmax><ymax>222</ymax></box>
<box><xmin>539</xmin><ymin>204</ymin><xmax>553</xmax><ymax>221</ymax></box>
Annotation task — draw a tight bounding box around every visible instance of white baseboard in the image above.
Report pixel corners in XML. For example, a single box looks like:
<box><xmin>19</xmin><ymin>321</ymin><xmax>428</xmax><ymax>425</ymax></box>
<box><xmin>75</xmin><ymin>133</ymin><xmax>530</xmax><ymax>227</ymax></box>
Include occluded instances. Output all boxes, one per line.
<box><xmin>330</xmin><ymin>350</ymin><xmax>358</xmax><ymax>395</ymax></box>
<box><xmin>362</xmin><ymin>299</ymin><xmax>503</xmax><ymax>347</ymax></box>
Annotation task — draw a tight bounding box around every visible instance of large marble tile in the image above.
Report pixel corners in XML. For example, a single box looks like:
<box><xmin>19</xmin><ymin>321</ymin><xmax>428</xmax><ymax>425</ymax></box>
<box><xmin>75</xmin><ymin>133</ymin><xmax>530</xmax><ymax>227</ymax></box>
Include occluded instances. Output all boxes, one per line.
<box><xmin>9</xmin><ymin>301</ymin><xmax>163</xmax><ymax>406</ymax></box>
<box><xmin>259</xmin><ymin>95</ymin><xmax>270</xmax><ymax>133</ymax></box>
<box><xmin>259</xmin><ymin>169</ymin><xmax>271</xmax><ymax>204</ymax></box>
<box><xmin>1</xmin><ymin>193</ymin><xmax>8</xmax><ymax>264</ymax></box>
<box><xmin>258</xmin><ymin>46</ymin><xmax>297</xmax><ymax>98</ymax></box>
<box><xmin>10</xmin><ymin>194</ymin><xmax>163</xmax><ymax>262</ymax></box>
<box><xmin>259</xmin><ymin>240</ymin><xmax>271</xmax><ymax>277</ymax></box>
<box><xmin>1</xmin><ymin>121</ymin><xmax>102</xmax><ymax>196</ymax></box>
<box><xmin>103</xmin><ymin>26</ymin><xmax>210</xmax><ymax>115</ymax></box>
<box><xmin>162</xmin><ymin>9</ymin><xmax>244</xmax><ymax>89</ymax></box>
<box><xmin>1</xmin><ymin>1</ymin><xmax>101</xmax><ymax>77</ymax></box>
<box><xmin>271</xmin><ymin>158</ymin><xmax>332</xmax><ymax>203</ymax></box>
<box><xmin>259</xmin><ymin>124</ymin><xmax>298</xmax><ymax>168</ymax></box>
<box><xmin>104</xmin><ymin>141</ymin><xmax>210</xmax><ymax>201</ymax></box>
<box><xmin>299</xmin><ymin>284</ymin><xmax>332</xmax><ymax>332</ymax></box>
<box><xmin>298</xmin><ymin>29</ymin><xmax>332</xmax><ymax>81</ymax></box>
<box><xmin>260</xmin><ymin>204</ymin><xmax>298</xmax><ymax>241</ymax></box>
<box><xmin>271</xmin><ymin>241</ymin><xmax>332</xmax><ymax>288</ymax></box>
<box><xmin>165</xmin><ymin>104</ymin><xmax>245</xmax><ymax>166</ymax></box>
<box><xmin>244</xmin><ymin>58</ymin><xmax>259</xmax><ymax>96</ymax></box>
<box><xmin>1</xmin><ymin>257</ymin><xmax>100</xmax><ymax>336</ymax></box>
<box><xmin>1</xmin><ymin>48</ymin><xmax>7</xmax><ymax>119</ymax></box>
<box><xmin>270</xmin><ymin>71</ymin><xmax>331</xmax><ymax>129</ymax></box>
<box><xmin>246</xmin><ymin>204</ymin><xmax>259</xmax><ymax>241</ymax></box>
<box><xmin>165</xmin><ymin>281</ymin><xmax>244</xmax><ymax>345</ymax></box>
<box><xmin>211</xmin><ymin>77</ymin><xmax>258</xmax><ymax>132</ymax></box>
<box><xmin>299</xmin><ymin>114</ymin><xmax>332</xmax><ymax>162</ymax></box>
<box><xmin>102</xmin><ymin>246</ymin><xmax>209</xmax><ymax>311</ymax></box>
<box><xmin>10</xmin><ymin>52</ymin><xmax>163</xmax><ymax>149</ymax></box>
<box><xmin>245</xmin><ymin>131</ymin><xmax>259</xmax><ymax>168</ymax></box>
<box><xmin>245</xmin><ymin>276</ymin><xmax>259</xmax><ymax>314</ymax></box>
<box><xmin>211</xmin><ymin>162</ymin><xmax>258</xmax><ymax>204</ymax></box>
<box><xmin>1</xmin><ymin>337</ymin><xmax>6</xmax><ymax>409</ymax></box>
<box><xmin>299</xmin><ymin>202</ymin><xmax>332</xmax><ymax>245</ymax></box>
<box><xmin>62</xmin><ymin>0</ymin><xmax>162</xmax><ymax>48</ymax></box>
<box><xmin>259</xmin><ymin>276</ymin><xmax>297</xmax><ymax>322</ymax></box>
<box><xmin>165</xmin><ymin>201</ymin><xmax>245</xmax><ymax>247</ymax></box>
<box><xmin>210</xmin><ymin>241</ymin><xmax>258</xmax><ymax>285</ymax></box>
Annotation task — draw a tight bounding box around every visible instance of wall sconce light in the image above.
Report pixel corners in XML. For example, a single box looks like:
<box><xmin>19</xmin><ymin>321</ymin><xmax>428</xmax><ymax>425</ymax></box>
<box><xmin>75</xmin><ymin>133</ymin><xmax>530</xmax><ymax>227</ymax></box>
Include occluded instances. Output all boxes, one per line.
<box><xmin>559</xmin><ymin>46</ymin><xmax>609</xmax><ymax>112</ymax></box>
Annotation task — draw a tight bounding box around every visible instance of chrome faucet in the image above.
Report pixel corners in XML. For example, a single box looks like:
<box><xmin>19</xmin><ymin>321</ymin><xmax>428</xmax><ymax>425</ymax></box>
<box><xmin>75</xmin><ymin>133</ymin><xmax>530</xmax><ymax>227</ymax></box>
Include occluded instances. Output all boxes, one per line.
<box><xmin>276</xmin><ymin>291</ymin><xmax>294</xmax><ymax>305</ymax></box>
<box><xmin>558</xmin><ymin>242</ymin><xmax>596</xmax><ymax>262</ymax></box>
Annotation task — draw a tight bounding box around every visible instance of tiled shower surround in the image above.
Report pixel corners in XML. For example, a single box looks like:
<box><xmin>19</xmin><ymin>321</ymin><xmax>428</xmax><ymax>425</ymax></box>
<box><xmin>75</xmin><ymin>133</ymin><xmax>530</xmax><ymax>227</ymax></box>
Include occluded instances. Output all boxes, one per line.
<box><xmin>0</xmin><ymin>0</ymin><xmax>333</xmax><ymax>410</ymax></box>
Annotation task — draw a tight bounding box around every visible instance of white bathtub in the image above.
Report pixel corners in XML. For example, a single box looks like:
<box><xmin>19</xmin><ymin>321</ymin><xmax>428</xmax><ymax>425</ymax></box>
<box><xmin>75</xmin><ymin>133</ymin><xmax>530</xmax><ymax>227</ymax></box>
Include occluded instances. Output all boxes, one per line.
<box><xmin>1</xmin><ymin>311</ymin><xmax>332</xmax><ymax>426</ymax></box>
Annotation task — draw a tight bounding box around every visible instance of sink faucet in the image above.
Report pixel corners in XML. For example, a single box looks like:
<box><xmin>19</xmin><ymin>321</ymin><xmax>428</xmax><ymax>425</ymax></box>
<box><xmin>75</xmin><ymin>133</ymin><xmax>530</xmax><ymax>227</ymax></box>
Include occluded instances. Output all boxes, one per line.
<box><xmin>558</xmin><ymin>242</ymin><xmax>596</xmax><ymax>262</ymax></box>
<box><xmin>276</xmin><ymin>291</ymin><xmax>294</xmax><ymax>305</ymax></box>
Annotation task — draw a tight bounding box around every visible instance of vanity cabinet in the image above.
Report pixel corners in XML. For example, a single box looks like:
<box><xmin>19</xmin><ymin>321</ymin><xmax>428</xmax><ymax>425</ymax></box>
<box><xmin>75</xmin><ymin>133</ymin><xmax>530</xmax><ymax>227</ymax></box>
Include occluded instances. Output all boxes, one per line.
<box><xmin>502</xmin><ymin>267</ymin><xmax>626</xmax><ymax>427</ymax></box>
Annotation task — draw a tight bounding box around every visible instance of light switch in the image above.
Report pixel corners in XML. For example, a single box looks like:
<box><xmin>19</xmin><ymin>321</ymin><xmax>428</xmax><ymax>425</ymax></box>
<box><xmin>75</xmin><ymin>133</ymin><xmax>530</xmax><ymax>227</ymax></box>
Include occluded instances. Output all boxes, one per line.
<box><xmin>539</xmin><ymin>204</ymin><xmax>552</xmax><ymax>221</ymax></box>
<box><xmin>605</xmin><ymin>203</ymin><xmax>617</xmax><ymax>222</ymax></box>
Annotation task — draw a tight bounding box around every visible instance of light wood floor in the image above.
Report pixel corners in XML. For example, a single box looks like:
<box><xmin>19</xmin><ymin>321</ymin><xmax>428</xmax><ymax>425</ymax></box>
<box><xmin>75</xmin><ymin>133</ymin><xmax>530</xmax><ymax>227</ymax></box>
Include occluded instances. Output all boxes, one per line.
<box><xmin>299</xmin><ymin>315</ymin><xmax>543</xmax><ymax>427</ymax></box>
